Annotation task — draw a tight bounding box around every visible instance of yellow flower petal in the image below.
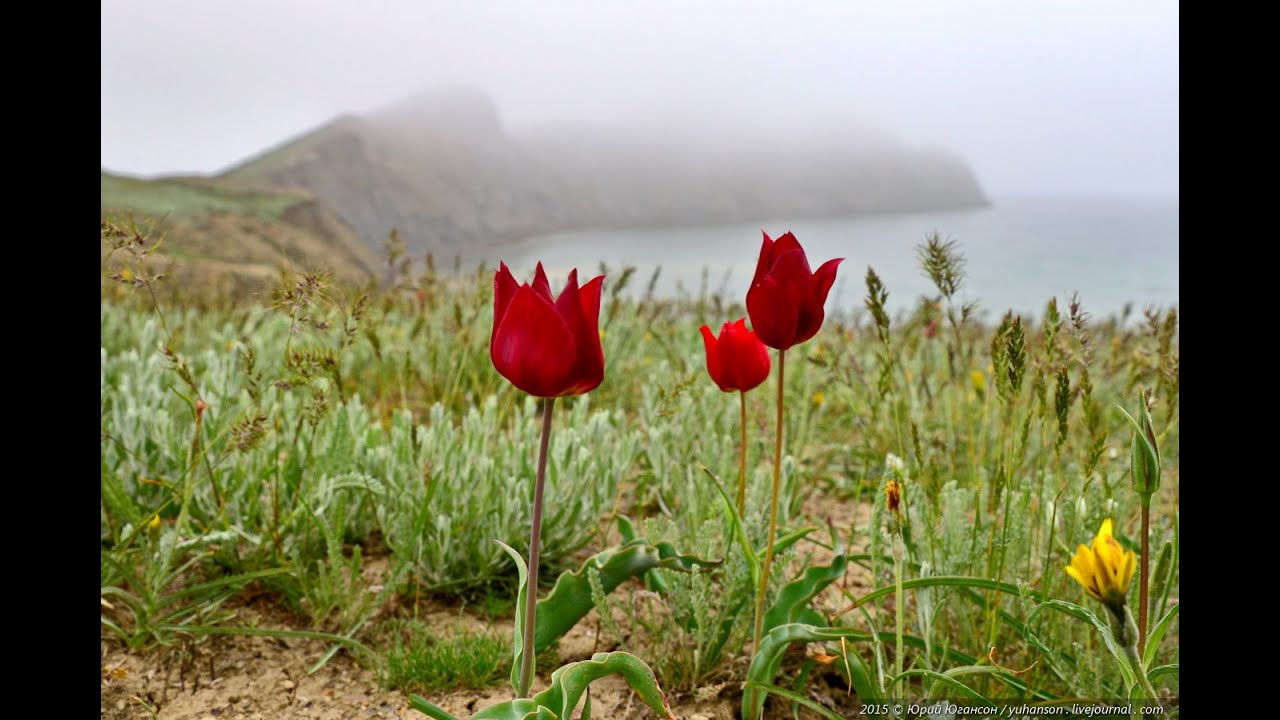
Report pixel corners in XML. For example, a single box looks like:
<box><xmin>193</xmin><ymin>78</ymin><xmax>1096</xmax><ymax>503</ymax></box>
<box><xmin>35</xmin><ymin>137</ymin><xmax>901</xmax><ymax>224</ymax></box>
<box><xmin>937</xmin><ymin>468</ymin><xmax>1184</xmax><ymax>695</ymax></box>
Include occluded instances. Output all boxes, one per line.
<box><xmin>1119</xmin><ymin>547</ymin><xmax>1136</xmax><ymax>595</ymax></box>
<box><xmin>1065</xmin><ymin>565</ymin><xmax>1101</xmax><ymax>601</ymax></box>
<box><xmin>1069</xmin><ymin>544</ymin><xmax>1094</xmax><ymax>577</ymax></box>
<box><xmin>1066</xmin><ymin>518</ymin><xmax>1136</xmax><ymax>606</ymax></box>
<box><xmin>1066</xmin><ymin>545</ymin><xmax>1102</xmax><ymax>600</ymax></box>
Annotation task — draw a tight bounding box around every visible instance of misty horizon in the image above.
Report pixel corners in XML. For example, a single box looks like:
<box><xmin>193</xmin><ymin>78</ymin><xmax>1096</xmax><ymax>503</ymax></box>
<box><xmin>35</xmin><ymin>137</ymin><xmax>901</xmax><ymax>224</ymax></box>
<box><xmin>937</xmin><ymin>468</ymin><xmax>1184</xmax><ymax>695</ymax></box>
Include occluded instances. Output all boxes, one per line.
<box><xmin>102</xmin><ymin>1</ymin><xmax>1177</xmax><ymax>199</ymax></box>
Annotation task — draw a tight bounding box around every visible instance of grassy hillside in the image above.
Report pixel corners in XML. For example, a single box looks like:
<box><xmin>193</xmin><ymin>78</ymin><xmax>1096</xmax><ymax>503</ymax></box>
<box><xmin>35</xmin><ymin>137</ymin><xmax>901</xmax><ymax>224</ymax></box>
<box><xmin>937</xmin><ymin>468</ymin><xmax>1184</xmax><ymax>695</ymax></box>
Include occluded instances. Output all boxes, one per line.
<box><xmin>217</xmin><ymin>88</ymin><xmax>989</xmax><ymax>262</ymax></box>
<box><xmin>101</xmin><ymin>172</ymin><xmax>379</xmax><ymax>288</ymax></box>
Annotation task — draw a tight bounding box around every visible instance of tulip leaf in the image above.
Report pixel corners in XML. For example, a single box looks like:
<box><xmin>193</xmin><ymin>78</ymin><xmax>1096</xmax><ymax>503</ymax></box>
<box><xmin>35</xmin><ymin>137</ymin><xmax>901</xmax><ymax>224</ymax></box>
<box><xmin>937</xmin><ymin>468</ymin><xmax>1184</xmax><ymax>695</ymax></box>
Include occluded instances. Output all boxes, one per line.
<box><xmin>410</xmin><ymin>652</ymin><xmax>675</xmax><ymax>720</ymax></box>
<box><xmin>763</xmin><ymin>544</ymin><xmax>848</xmax><ymax>635</ymax></box>
<box><xmin>743</xmin><ymin>623</ymin><xmax>882</xmax><ymax>720</ymax></box>
<box><xmin>532</xmin><ymin>519</ymin><xmax>721</xmax><ymax>653</ymax></box>
<box><xmin>494</xmin><ymin>541</ymin><xmax>529</xmax><ymax>693</ymax></box>
<box><xmin>408</xmin><ymin>696</ymin><xmax>462</xmax><ymax>720</ymax></box>
<box><xmin>765</xmin><ymin>526</ymin><xmax>818</xmax><ymax>561</ymax></box>
<box><xmin>616</xmin><ymin>515</ymin><xmax>668</xmax><ymax>592</ymax></box>
<box><xmin>616</xmin><ymin>514</ymin><xmax>639</xmax><ymax>542</ymax></box>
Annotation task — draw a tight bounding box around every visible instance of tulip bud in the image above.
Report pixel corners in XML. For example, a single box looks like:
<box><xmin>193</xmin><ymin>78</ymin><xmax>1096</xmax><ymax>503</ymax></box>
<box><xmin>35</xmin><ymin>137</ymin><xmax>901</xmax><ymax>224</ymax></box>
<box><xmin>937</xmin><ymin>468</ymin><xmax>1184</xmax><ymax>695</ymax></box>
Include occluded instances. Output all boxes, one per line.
<box><xmin>698</xmin><ymin>318</ymin><xmax>771</xmax><ymax>393</ymax></box>
<box><xmin>1129</xmin><ymin>388</ymin><xmax>1161</xmax><ymax>498</ymax></box>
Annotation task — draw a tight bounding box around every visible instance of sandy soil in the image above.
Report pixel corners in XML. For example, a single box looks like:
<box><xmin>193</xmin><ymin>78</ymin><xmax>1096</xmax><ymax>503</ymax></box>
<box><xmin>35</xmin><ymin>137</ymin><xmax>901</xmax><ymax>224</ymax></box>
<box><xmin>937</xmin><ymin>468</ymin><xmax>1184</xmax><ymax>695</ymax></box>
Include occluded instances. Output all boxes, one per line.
<box><xmin>101</xmin><ymin>495</ymin><xmax>873</xmax><ymax>720</ymax></box>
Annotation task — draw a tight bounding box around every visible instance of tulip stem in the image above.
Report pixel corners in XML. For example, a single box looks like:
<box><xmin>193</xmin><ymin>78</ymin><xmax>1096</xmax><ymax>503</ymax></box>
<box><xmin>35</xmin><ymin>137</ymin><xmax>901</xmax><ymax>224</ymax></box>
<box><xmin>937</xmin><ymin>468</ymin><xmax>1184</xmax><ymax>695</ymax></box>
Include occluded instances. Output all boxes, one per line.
<box><xmin>1138</xmin><ymin>499</ymin><xmax>1150</xmax><ymax>657</ymax></box>
<box><xmin>737</xmin><ymin>390</ymin><xmax>748</xmax><ymax>517</ymax></box>
<box><xmin>750</xmin><ymin>349</ymin><xmax>786</xmax><ymax>719</ymax></box>
<box><xmin>518</xmin><ymin>397</ymin><xmax>555</xmax><ymax>699</ymax></box>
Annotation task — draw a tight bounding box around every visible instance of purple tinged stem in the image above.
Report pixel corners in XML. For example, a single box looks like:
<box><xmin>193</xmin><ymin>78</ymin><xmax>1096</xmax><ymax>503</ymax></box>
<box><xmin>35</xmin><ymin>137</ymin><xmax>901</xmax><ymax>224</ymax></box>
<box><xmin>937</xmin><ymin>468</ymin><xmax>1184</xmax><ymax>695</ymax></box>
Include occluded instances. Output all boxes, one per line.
<box><xmin>518</xmin><ymin>397</ymin><xmax>555</xmax><ymax>698</ymax></box>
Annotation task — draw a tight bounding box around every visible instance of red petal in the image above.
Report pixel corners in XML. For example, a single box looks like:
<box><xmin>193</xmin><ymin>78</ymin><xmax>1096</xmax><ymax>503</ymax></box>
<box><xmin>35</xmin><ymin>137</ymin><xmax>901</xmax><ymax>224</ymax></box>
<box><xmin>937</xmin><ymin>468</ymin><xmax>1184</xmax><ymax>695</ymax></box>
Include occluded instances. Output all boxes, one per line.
<box><xmin>579</xmin><ymin>274</ymin><xmax>605</xmax><ymax>330</ymax></box>
<box><xmin>491</xmin><ymin>285</ymin><xmax>576</xmax><ymax>397</ymax></box>
<box><xmin>747</xmin><ymin>274</ymin><xmax>799</xmax><ymax>350</ymax></box>
<box><xmin>554</xmin><ymin>269</ymin><xmax>605</xmax><ymax>395</ymax></box>
<box><xmin>532</xmin><ymin>262</ymin><xmax>553</xmax><ymax>302</ymax></box>
<box><xmin>773</xmin><ymin>232</ymin><xmax>812</xmax><ymax>274</ymax></box>
<box><xmin>493</xmin><ymin>262</ymin><xmax>520</xmax><ymax>344</ymax></box>
<box><xmin>751</xmin><ymin>231</ymin><xmax>776</xmax><ymax>287</ymax></box>
<box><xmin>793</xmin><ymin>257</ymin><xmax>843</xmax><ymax>344</ymax></box>
<box><xmin>699</xmin><ymin>324</ymin><xmax>729</xmax><ymax>392</ymax></box>
<box><xmin>812</xmin><ymin>258</ymin><xmax>843</xmax><ymax>305</ymax></box>
<box><xmin>721</xmin><ymin>319</ymin><xmax>771</xmax><ymax>392</ymax></box>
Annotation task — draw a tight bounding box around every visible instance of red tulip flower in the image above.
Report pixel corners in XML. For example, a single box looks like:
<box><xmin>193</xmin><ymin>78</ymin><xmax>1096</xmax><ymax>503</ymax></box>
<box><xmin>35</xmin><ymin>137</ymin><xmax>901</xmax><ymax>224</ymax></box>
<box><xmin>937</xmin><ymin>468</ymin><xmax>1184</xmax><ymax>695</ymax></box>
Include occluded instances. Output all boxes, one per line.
<box><xmin>699</xmin><ymin>318</ymin><xmax>771</xmax><ymax>393</ymax></box>
<box><xmin>746</xmin><ymin>231</ymin><xmax>843</xmax><ymax>350</ymax></box>
<box><xmin>743</xmin><ymin>231</ymin><xmax>842</xmax><ymax>708</ymax></box>
<box><xmin>490</xmin><ymin>260</ymin><xmax>606</xmax><ymax>698</ymax></box>
<box><xmin>491</xmin><ymin>261</ymin><xmax>605</xmax><ymax>397</ymax></box>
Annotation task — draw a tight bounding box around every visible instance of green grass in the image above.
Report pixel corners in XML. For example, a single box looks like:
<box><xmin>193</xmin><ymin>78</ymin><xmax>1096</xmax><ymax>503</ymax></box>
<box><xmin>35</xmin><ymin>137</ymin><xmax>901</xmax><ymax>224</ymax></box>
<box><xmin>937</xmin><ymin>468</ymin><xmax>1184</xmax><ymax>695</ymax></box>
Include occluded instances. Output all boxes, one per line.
<box><xmin>100</xmin><ymin>235</ymin><xmax>1179</xmax><ymax>708</ymax></box>
<box><xmin>101</xmin><ymin>171</ymin><xmax>300</xmax><ymax>220</ymax></box>
<box><xmin>381</xmin><ymin>620</ymin><xmax>508</xmax><ymax>693</ymax></box>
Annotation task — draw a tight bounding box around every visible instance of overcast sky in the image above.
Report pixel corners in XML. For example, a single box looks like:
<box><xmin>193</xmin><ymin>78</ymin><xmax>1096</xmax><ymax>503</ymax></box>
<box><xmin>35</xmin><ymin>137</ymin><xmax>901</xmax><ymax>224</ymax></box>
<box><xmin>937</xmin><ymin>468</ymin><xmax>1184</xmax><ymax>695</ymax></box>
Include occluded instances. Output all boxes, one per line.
<box><xmin>101</xmin><ymin>1</ymin><xmax>1177</xmax><ymax>198</ymax></box>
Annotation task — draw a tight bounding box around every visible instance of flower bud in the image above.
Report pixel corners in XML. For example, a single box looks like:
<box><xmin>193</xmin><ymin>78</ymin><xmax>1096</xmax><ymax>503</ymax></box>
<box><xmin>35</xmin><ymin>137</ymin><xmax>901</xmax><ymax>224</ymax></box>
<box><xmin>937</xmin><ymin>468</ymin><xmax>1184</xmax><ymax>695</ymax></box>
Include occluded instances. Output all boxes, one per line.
<box><xmin>1130</xmin><ymin>388</ymin><xmax>1161</xmax><ymax>497</ymax></box>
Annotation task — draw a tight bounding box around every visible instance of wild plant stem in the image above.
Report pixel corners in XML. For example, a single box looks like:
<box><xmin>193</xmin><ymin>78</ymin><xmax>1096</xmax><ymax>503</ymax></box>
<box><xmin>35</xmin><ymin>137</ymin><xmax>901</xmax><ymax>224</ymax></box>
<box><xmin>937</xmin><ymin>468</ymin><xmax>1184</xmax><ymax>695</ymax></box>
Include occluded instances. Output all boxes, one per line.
<box><xmin>1138</xmin><ymin>500</ymin><xmax>1150</xmax><ymax>655</ymax></box>
<box><xmin>166</xmin><ymin>405</ymin><xmax>205</xmax><ymax>581</ymax></box>
<box><xmin>892</xmin><ymin>528</ymin><xmax>905</xmax><ymax>687</ymax></box>
<box><xmin>1123</xmin><ymin>639</ymin><xmax>1158</xmax><ymax>700</ymax></box>
<box><xmin>1110</xmin><ymin>604</ymin><xmax>1156</xmax><ymax>700</ymax></box>
<box><xmin>518</xmin><ymin>397</ymin><xmax>555</xmax><ymax>699</ymax></box>
<box><xmin>749</xmin><ymin>349</ymin><xmax>785</xmax><ymax>719</ymax></box>
<box><xmin>737</xmin><ymin>390</ymin><xmax>748</xmax><ymax>517</ymax></box>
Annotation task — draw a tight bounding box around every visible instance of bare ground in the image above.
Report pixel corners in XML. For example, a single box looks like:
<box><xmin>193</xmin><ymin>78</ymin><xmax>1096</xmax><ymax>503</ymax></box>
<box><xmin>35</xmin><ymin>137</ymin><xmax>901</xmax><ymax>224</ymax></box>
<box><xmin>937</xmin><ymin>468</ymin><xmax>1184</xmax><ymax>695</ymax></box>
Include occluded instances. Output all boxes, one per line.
<box><xmin>102</xmin><ymin>495</ymin><xmax>874</xmax><ymax>720</ymax></box>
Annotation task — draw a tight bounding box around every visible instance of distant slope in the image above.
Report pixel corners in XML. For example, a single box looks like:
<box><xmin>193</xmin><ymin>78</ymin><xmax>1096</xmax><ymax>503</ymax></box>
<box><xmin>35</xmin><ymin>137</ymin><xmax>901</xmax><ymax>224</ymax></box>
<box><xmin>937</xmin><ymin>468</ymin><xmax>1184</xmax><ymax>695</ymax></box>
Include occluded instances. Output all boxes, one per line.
<box><xmin>221</xmin><ymin>87</ymin><xmax>988</xmax><ymax>261</ymax></box>
<box><xmin>100</xmin><ymin>172</ymin><xmax>379</xmax><ymax>284</ymax></box>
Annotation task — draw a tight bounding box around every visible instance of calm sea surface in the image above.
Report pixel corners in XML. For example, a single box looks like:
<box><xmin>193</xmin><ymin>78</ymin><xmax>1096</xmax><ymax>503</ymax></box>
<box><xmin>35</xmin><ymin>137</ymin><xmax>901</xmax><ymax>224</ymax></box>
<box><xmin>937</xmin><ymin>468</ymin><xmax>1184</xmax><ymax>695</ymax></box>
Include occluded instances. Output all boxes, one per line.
<box><xmin>503</xmin><ymin>195</ymin><xmax>1178</xmax><ymax>323</ymax></box>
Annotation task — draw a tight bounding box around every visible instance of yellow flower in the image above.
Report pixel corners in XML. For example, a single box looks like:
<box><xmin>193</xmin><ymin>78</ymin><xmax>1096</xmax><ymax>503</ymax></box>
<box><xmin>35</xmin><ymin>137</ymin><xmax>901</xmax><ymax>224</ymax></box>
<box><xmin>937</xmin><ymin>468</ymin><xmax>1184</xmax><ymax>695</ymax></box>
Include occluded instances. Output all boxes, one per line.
<box><xmin>148</xmin><ymin>514</ymin><xmax>161</xmax><ymax>530</ymax></box>
<box><xmin>812</xmin><ymin>391</ymin><xmax>825</xmax><ymax>407</ymax></box>
<box><xmin>1065</xmin><ymin>519</ymin><xmax>1136</xmax><ymax>608</ymax></box>
<box><xmin>970</xmin><ymin>370</ymin><xmax>986</xmax><ymax>394</ymax></box>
